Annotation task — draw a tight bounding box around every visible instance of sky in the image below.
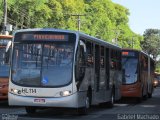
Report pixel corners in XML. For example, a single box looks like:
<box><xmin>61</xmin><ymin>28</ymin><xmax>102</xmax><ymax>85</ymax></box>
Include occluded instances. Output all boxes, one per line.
<box><xmin>112</xmin><ymin>0</ymin><xmax>160</xmax><ymax>35</ymax></box>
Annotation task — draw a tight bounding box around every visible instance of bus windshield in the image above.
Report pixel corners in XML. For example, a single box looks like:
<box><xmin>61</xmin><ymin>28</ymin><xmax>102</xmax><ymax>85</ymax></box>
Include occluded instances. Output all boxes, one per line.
<box><xmin>122</xmin><ymin>57</ymin><xmax>138</xmax><ymax>84</ymax></box>
<box><xmin>12</xmin><ymin>42</ymin><xmax>75</xmax><ymax>87</ymax></box>
<box><xmin>0</xmin><ymin>47</ymin><xmax>10</xmax><ymax>77</ymax></box>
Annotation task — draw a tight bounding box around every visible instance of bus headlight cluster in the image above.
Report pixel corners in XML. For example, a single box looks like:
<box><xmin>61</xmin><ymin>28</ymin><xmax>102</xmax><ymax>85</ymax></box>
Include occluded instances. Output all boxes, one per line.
<box><xmin>11</xmin><ymin>88</ymin><xmax>21</xmax><ymax>94</ymax></box>
<box><xmin>13</xmin><ymin>89</ymin><xmax>18</xmax><ymax>93</ymax></box>
<box><xmin>60</xmin><ymin>90</ymin><xmax>71</xmax><ymax>97</ymax></box>
<box><xmin>154</xmin><ymin>81</ymin><xmax>158</xmax><ymax>84</ymax></box>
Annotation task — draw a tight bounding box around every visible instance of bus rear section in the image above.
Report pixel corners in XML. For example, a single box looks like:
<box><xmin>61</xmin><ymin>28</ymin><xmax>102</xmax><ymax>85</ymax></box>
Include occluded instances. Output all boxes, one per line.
<box><xmin>121</xmin><ymin>50</ymin><xmax>141</xmax><ymax>98</ymax></box>
<box><xmin>8</xmin><ymin>29</ymin><xmax>122</xmax><ymax>114</ymax></box>
<box><xmin>121</xmin><ymin>49</ymin><xmax>154</xmax><ymax>101</ymax></box>
<box><xmin>0</xmin><ymin>35</ymin><xmax>12</xmax><ymax>99</ymax></box>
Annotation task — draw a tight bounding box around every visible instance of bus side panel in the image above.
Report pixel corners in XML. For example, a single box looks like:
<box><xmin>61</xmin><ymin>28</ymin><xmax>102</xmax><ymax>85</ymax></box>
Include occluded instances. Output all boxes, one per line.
<box><xmin>140</xmin><ymin>54</ymin><xmax>149</xmax><ymax>97</ymax></box>
<box><xmin>114</xmin><ymin>70</ymin><xmax>122</xmax><ymax>100</ymax></box>
<box><xmin>99</xmin><ymin>68</ymin><xmax>108</xmax><ymax>102</ymax></box>
<box><xmin>110</xmin><ymin>70</ymin><xmax>122</xmax><ymax>100</ymax></box>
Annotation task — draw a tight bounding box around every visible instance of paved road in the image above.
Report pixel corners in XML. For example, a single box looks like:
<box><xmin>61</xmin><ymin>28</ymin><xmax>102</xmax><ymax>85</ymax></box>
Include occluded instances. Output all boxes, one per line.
<box><xmin>0</xmin><ymin>87</ymin><xmax>160</xmax><ymax>120</ymax></box>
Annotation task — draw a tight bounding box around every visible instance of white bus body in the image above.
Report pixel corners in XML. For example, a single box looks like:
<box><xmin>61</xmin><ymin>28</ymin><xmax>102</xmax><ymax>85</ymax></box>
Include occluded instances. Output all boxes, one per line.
<box><xmin>8</xmin><ymin>28</ymin><xmax>122</xmax><ymax>114</ymax></box>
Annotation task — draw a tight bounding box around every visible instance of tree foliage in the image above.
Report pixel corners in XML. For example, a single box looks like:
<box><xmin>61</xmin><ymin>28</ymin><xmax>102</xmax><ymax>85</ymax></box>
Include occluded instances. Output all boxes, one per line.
<box><xmin>0</xmin><ymin>0</ymin><xmax>142</xmax><ymax>49</ymax></box>
<box><xmin>141</xmin><ymin>29</ymin><xmax>160</xmax><ymax>59</ymax></box>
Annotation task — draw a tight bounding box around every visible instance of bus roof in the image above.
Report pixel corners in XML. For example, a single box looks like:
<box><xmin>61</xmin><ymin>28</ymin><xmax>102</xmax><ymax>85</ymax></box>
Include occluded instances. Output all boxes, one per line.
<box><xmin>13</xmin><ymin>28</ymin><xmax>121</xmax><ymax>50</ymax></box>
<box><xmin>122</xmin><ymin>48</ymin><xmax>155</xmax><ymax>61</ymax></box>
<box><xmin>79</xmin><ymin>32</ymin><xmax>121</xmax><ymax>50</ymax></box>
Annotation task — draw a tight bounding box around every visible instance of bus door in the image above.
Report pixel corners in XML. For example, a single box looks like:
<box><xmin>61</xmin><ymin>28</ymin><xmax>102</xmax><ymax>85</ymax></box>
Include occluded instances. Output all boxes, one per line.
<box><xmin>105</xmin><ymin>48</ymin><xmax>110</xmax><ymax>91</ymax></box>
<box><xmin>95</xmin><ymin>44</ymin><xmax>100</xmax><ymax>92</ymax></box>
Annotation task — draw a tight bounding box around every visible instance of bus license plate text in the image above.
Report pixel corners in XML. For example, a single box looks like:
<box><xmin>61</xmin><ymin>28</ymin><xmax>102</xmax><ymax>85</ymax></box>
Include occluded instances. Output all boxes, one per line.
<box><xmin>34</xmin><ymin>98</ymin><xmax>46</xmax><ymax>104</ymax></box>
<box><xmin>21</xmin><ymin>88</ymin><xmax>37</xmax><ymax>94</ymax></box>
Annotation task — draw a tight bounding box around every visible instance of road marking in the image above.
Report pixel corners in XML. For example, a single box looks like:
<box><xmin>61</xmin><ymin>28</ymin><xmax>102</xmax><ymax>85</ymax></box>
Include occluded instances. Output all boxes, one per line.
<box><xmin>114</xmin><ymin>104</ymin><xmax>129</xmax><ymax>107</ymax></box>
<box><xmin>140</xmin><ymin>105</ymin><xmax>156</xmax><ymax>108</ymax></box>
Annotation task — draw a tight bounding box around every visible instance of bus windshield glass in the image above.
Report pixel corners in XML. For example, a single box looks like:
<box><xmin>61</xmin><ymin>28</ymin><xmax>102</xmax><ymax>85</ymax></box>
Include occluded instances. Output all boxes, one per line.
<box><xmin>0</xmin><ymin>46</ymin><xmax>10</xmax><ymax>77</ymax></box>
<box><xmin>122</xmin><ymin>57</ymin><xmax>138</xmax><ymax>84</ymax></box>
<box><xmin>12</xmin><ymin>40</ymin><xmax>75</xmax><ymax>87</ymax></box>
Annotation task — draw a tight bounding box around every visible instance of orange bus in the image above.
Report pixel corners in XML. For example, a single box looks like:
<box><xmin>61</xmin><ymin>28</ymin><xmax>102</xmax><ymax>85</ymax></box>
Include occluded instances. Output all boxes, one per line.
<box><xmin>121</xmin><ymin>49</ymin><xmax>155</xmax><ymax>102</ymax></box>
<box><xmin>0</xmin><ymin>35</ymin><xmax>12</xmax><ymax>99</ymax></box>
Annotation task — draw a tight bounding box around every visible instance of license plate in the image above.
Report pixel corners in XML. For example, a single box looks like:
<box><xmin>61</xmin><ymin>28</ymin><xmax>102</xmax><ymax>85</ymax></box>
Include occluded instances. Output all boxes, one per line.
<box><xmin>34</xmin><ymin>98</ymin><xmax>46</xmax><ymax>104</ymax></box>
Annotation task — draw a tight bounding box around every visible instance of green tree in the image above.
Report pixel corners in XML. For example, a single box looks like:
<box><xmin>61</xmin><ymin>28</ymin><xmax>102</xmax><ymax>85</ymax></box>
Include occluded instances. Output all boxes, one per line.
<box><xmin>141</xmin><ymin>29</ymin><xmax>160</xmax><ymax>59</ymax></box>
<box><xmin>113</xmin><ymin>3</ymin><xmax>142</xmax><ymax>49</ymax></box>
<box><xmin>6</xmin><ymin>0</ymin><xmax>51</xmax><ymax>28</ymax></box>
<box><xmin>0</xmin><ymin>0</ymin><xmax>142</xmax><ymax>50</ymax></box>
<box><xmin>0</xmin><ymin>0</ymin><xmax>3</xmax><ymax>24</ymax></box>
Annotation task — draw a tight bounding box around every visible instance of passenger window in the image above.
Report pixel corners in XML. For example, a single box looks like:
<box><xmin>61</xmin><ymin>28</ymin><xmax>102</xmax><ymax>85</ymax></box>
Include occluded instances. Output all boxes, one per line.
<box><xmin>86</xmin><ymin>42</ymin><xmax>93</xmax><ymax>67</ymax></box>
<box><xmin>100</xmin><ymin>46</ymin><xmax>104</xmax><ymax>68</ymax></box>
<box><xmin>111</xmin><ymin>51</ymin><xmax>116</xmax><ymax>69</ymax></box>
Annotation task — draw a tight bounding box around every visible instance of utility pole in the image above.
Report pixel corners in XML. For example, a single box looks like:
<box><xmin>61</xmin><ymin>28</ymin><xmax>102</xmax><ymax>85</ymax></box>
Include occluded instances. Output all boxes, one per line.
<box><xmin>131</xmin><ymin>36</ymin><xmax>134</xmax><ymax>48</ymax></box>
<box><xmin>112</xmin><ymin>28</ymin><xmax>121</xmax><ymax>46</ymax></box>
<box><xmin>70</xmin><ymin>14</ymin><xmax>85</xmax><ymax>31</ymax></box>
<box><xmin>131</xmin><ymin>36</ymin><xmax>135</xmax><ymax>48</ymax></box>
<box><xmin>3</xmin><ymin>0</ymin><xmax>7</xmax><ymax>34</ymax></box>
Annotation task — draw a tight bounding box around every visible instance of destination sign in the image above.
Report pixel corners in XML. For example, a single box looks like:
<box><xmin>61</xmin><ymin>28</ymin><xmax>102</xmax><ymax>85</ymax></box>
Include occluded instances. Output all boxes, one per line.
<box><xmin>21</xmin><ymin>34</ymin><xmax>68</xmax><ymax>41</ymax></box>
<box><xmin>122</xmin><ymin>51</ymin><xmax>136</xmax><ymax>57</ymax></box>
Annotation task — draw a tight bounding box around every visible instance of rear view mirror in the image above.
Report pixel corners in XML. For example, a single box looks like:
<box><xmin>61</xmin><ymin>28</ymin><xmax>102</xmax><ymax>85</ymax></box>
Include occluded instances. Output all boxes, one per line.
<box><xmin>5</xmin><ymin>41</ymin><xmax>12</xmax><ymax>64</ymax></box>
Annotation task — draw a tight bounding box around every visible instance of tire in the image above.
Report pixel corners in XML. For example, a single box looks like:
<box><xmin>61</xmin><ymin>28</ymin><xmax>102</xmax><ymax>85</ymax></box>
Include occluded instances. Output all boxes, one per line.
<box><xmin>143</xmin><ymin>87</ymin><xmax>148</xmax><ymax>100</ymax></box>
<box><xmin>148</xmin><ymin>92</ymin><xmax>152</xmax><ymax>98</ymax></box>
<box><xmin>77</xmin><ymin>94</ymin><xmax>90</xmax><ymax>115</ymax></box>
<box><xmin>25</xmin><ymin>107</ymin><xmax>36</xmax><ymax>114</ymax></box>
<box><xmin>148</xmin><ymin>87</ymin><xmax>153</xmax><ymax>98</ymax></box>
<box><xmin>107</xmin><ymin>91</ymin><xmax>114</xmax><ymax>108</ymax></box>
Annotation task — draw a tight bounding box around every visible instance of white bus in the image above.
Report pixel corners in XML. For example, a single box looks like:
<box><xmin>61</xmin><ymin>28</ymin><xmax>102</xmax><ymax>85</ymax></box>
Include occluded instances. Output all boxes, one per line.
<box><xmin>7</xmin><ymin>28</ymin><xmax>122</xmax><ymax>114</ymax></box>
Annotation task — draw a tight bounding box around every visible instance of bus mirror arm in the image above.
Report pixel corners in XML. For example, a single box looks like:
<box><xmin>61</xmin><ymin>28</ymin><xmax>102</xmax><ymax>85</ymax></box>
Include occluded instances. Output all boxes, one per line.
<box><xmin>5</xmin><ymin>41</ymin><xmax>12</xmax><ymax>64</ymax></box>
<box><xmin>5</xmin><ymin>51</ymin><xmax>10</xmax><ymax>64</ymax></box>
<box><xmin>84</xmin><ymin>52</ymin><xmax>87</xmax><ymax>66</ymax></box>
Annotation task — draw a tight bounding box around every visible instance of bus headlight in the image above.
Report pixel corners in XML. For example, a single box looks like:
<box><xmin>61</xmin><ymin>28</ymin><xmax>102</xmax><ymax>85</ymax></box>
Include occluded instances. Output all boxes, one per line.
<box><xmin>154</xmin><ymin>81</ymin><xmax>158</xmax><ymax>84</ymax></box>
<box><xmin>13</xmin><ymin>89</ymin><xmax>18</xmax><ymax>94</ymax></box>
<box><xmin>60</xmin><ymin>90</ymin><xmax>71</xmax><ymax>97</ymax></box>
<box><xmin>11</xmin><ymin>89</ymin><xmax>21</xmax><ymax>94</ymax></box>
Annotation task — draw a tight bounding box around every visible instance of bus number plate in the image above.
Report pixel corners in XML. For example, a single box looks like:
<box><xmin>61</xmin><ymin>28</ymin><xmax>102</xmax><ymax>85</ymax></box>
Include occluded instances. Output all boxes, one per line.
<box><xmin>34</xmin><ymin>98</ymin><xmax>46</xmax><ymax>104</ymax></box>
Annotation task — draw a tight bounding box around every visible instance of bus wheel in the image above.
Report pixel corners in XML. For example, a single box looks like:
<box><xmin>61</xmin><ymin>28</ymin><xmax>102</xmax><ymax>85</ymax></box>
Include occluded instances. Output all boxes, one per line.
<box><xmin>77</xmin><ymin>95</ymin><xmax>90</xmax><ymax>115</ymax></box>
<box><xmin>143</xmin><ymin>90</ymin><xmax>148</xmax><ymax>100</ymax></box>
<box><xmin>148</xmin><ymin>88</ymin><xmax>153</xmax><ymax>98</ymax></box>
<box><xmin>148</xmin><ymin>93</ymin><xmax>152</xmax><ymax>98</ymax></box>
<box><xmin>107</xmin><ymin>91</ymin><xmax>114</xmax><ymax>108</ymax></box>
<box><xmin>25</xmin><ymin>107</ymin><xmax>36</xmax><ymax>114</ymax></box>
<box><xmin>111</xmin><ymin>92</ymin><xmax>114</xmax><ymax>105</ymax></box>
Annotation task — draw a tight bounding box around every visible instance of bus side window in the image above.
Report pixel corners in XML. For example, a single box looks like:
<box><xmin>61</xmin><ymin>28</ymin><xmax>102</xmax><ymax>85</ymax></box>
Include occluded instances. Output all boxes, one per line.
<box><xmin>117</xmin><ymin>51</ymin><xmax>122</xmax><ymax>70</ymax></box>
<box><xmin>100</xmin><ymin>46</ymin><xmax>104</xmax><ymax>68</ymax></box>
<box><xmin>144</xmin><ymin>58</ymin><xmax>148</xmax><ymax>71</ymax></box>
<box><xmin>141</xmin><ymin>56</ymin><xmax>147</xmax><ymax>71</ymax></box>
<box><xmin>86</xmin><ymin>41</ymin><xmax>93</xmax><ymax>67</ymax></box>
<box><xmin>111</xmin><ymin>50</ymin><xmax>116</xmax><ymax>69</ymax></box>
<box><xmin>75</xmin><ymin>40</ymin><xmax>86</xmax><ymax>81</ymax></box>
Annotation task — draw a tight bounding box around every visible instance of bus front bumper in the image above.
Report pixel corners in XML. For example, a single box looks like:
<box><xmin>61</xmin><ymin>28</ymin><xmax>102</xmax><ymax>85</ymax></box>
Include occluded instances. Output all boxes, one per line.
<box><xmin>8</xmin><ymin>92</ymin><xmax>85</xmax><ymax>108</ymax></box>
<box><xmin>121</xmin><ymin>88</ymin><xmax>141</xmax><ymax>97</ymax></box>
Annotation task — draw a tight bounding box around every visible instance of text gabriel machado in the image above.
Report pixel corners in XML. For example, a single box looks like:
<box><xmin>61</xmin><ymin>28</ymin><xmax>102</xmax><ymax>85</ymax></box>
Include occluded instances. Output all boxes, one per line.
<box><xmin>117</xmin><ymin>114</ymin><xmax>159</xmax><ymax>120</ymax></box>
